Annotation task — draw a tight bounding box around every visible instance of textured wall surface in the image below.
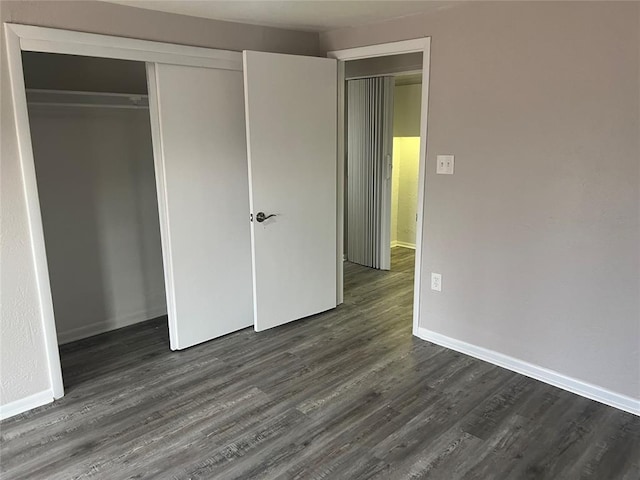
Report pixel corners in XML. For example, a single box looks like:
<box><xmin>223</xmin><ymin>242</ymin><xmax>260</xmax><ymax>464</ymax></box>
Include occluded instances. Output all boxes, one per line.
<box><xmin>0</xmin><ymin>63</ymin><xmax>51</xmax><ymax>405</ymax></box>
<box><xmin>0</xmin><ymin>0</ymin><xmax>319</xmax><ymax>408</ymax></box>
<box><xmin>323</xmin><ymin>1</ymin><xmax>640</xmax><ymax>400</ymax></box>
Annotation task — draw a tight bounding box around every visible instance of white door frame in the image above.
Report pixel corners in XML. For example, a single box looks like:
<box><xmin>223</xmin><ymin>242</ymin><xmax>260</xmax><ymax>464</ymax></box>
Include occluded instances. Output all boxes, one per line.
<box><xmin>3</xmin><ymin>23</ymin><xmax>244</xmax><ymax>401</ymax></box>
<box><xmin>328</xmin><ymin>38</ymin><xmax>431</xmax><ymax>336</ymax></box>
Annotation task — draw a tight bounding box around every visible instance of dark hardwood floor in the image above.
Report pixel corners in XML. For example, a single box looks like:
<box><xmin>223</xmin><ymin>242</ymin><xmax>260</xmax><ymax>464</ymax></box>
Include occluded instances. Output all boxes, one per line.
<box><xmin>1</xmin><ymin>247</ymin><xmax>639</xmax><ymax>479</ymax></box>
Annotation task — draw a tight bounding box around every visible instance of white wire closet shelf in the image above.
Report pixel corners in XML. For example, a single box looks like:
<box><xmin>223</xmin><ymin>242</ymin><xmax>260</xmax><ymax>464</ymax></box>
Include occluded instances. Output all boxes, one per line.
<box><xmin>26</xmin><ymin>89</ymin><xmax>149</xmax><ymax>109</ymax></box>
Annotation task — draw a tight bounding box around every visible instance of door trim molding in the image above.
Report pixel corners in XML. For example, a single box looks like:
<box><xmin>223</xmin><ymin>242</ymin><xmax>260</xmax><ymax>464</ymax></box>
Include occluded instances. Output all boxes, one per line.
<box><xmin>145</xmin><ymin>62</ymin><xmax>180</xmax><ymax>350</ymax></box>
<box><xmin>328</xmin><ymin>39</ymin><xmax>428</xmax><ymax>61</ymax></box>
<box><xmin>8</xmin><ymin>23</ymin><xmax>242</xmax><ymax>70</ymax></box>
<box><xmin>3</xmin><ymin>22</ymin><xmax>243</xmax><ymax>407</ymax></box>
<box><xmin>327</xmin><ymin>38</ymin><xmax>431</xmax><ymax>335</ymax></box>
<box><xmin>417</xmin><ymin>327</ymin><xmax>640</xmax><ymax>416</ymax></box>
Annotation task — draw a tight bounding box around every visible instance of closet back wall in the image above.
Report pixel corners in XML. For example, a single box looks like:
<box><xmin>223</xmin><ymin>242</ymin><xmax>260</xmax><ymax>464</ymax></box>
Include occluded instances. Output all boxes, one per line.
<box><xmin>27</xmin><ymin>74</ymin><xmax>166</xmax><ymax>343</ymax></box>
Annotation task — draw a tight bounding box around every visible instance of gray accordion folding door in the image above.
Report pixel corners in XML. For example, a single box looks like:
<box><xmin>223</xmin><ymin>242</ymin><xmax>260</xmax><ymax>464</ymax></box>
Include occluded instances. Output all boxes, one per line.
<box><xmin>346</xmin><ymin>76</ymin><xmax>394</xmax><ymax>270</ymax></box>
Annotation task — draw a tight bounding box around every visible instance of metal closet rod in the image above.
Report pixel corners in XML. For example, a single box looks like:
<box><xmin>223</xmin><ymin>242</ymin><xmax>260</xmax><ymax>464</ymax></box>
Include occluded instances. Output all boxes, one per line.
<box><xmin>25</xmin><ymin>88</ymin><xmax>149</xmax><ymax>109</ymax></box>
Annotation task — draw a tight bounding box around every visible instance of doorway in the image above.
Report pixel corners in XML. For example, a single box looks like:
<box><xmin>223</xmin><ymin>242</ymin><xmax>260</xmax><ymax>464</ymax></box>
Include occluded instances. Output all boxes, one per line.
<box><xmin>329</xmin><ymin>38</ymin><xmax>431</xmax><ymax>335</ymax></box>
<box><xmin>341</xmin><ymin>53</ymin><xmax>424</xmax><ymax>321</ymax></box>
<box><xmin>343</xmin><ymin>57</ymin><xmax>422</xmax><ymax>270</ymax></box>
<box><xmin>22</xmin><ymin>52</ymin><xmax>169</xmax><ymax>387</ymax></box>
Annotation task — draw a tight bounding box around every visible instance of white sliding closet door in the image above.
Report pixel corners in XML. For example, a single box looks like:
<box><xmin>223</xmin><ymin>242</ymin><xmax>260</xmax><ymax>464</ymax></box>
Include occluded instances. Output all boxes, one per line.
<box><xmin>243</xmin><ymin>51</ymin><xmax>337</xmax><ymax>332</ymax></box>
<box><xmin>147</xmin><ymin>63</ymin><xmax>253</xmax><ymax>350</ymax></box>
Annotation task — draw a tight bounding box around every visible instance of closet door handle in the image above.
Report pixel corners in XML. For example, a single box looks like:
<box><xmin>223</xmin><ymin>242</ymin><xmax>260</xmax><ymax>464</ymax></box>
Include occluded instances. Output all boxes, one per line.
<box><xmin>256</xmin><ymin>212</ymin><xmax>276</xmax><ymax>223</ymax></box>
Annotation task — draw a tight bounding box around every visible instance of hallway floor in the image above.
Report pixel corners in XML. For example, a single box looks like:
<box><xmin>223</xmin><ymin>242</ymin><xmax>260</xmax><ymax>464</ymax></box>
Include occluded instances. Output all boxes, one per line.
<box><xmin>1</xmin><ymin>247</ymin><xmax>638</xmax><ymax>479</ymax></box>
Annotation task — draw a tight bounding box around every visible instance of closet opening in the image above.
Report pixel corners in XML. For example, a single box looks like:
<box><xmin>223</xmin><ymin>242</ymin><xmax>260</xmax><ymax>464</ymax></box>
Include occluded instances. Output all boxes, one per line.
<box><xmin>22</xmin><ymin>52</ymin><xmax>169</xmax><ymax>389</ymax></box>
<box><xmin>343</xmin><ymin>52</ymin><xmax>423</xmax><ymax>308</ymax></box>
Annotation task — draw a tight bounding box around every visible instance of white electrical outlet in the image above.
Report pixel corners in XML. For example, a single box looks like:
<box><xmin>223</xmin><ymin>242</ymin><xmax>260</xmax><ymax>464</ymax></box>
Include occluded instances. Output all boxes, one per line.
<box><xmin>431</xmin><ymin>273</ymin><xmax>442</xmax><ymax>292</ymax></box>
<box><xmin>436</xmin><ymin>155</ymin><xmax>454</xmax><ymax>174</ymax></box>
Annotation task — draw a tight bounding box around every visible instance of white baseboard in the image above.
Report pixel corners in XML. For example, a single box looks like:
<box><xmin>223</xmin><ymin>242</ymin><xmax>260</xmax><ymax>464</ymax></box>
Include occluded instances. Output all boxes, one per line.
<box><xmin>416</xmin><ymin>327</ymin><xmax>640</xmax><ymax>416</ymax></box>
<box><xmin>57</xmin><ymin>304</ymin><xmax>167</xmax><ymax>344</ymax></box>
<box><xmin>0</xmin><ymin>389</ymin><xmax>53</xmax><ymax>420</ymax></box>
<box><xmin>391</xmin><ymin>241</ymin><xmax>416</xmax><ymax>250</ymax></box>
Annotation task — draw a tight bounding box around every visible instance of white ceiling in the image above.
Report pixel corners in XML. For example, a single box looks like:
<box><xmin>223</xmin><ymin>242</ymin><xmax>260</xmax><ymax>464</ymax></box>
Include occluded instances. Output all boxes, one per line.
<box><xmin>106</xmin><ymin>1</ymin><xmax>456</xmax><ymax>32</ymax></box>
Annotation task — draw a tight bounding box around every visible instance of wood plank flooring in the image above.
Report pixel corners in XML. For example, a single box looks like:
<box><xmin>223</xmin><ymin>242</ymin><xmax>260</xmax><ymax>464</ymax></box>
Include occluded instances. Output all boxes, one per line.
<box><xmin>1</xmin><ymin>247</ymin><xmax>639</xmax><ymax>479</ymax></box>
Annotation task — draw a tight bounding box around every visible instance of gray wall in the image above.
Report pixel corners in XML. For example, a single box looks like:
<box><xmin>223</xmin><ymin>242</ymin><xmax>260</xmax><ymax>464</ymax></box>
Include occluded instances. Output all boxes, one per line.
<box><xmin>0</xmin><ymin>0</ymin><xmax>318</xmax><ymax>408</ymax></box>
<box><xmin>29</xmin><ymin>105</ymin><xmax>166</xmax><ymax>344</ymax></box>
<box><xmin>322</xmin><ymin>1</ymin><xmax>640</xmax><ymax>400</ymax></box>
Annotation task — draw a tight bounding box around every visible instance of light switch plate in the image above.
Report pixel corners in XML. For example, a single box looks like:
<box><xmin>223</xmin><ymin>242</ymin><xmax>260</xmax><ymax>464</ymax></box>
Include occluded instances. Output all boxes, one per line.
<box><xmin>437</xmin><ymin>155</ymin><xmax>454</xmax><ymax>174</ymax></box>
<box><xmin>431</xmin><ymin>273</ymin><xmax>442</xmax><ymax>292</ymax></box>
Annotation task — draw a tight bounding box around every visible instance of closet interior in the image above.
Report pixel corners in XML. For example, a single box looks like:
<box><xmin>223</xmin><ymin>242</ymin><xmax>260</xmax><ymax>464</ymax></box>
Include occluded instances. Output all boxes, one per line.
<box><xmin>23</xmin><ymin>52</ymin><xmax>168</xmax><ymax>349</ymax></box>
